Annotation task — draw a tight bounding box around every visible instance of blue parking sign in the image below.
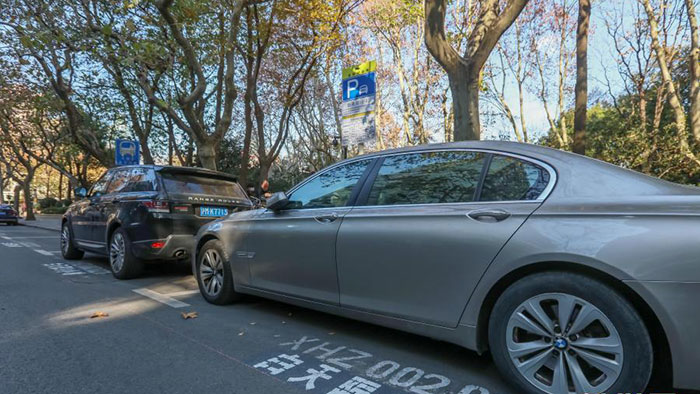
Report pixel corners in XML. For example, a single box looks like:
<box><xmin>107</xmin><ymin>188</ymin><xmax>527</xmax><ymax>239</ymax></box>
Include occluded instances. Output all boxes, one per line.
<box><xmin>115</xmin><ymin>139</ymin><xmax>140</xmax><ymax>166</ymax></box>
<box><xmin>342</xmin><ymin>72</ymin><xmax>376</xmax><ymax>102</ymax></box>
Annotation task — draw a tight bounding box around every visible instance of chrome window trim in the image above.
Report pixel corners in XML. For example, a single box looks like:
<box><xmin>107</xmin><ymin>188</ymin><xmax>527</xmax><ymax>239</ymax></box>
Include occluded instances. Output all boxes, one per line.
<box><xmin>357</xmin><ymin>147</ymin><xmax>557</xmax><ymax>207</ymax></box>
<box><xmin>282</xmin><ymin>147</ymin><xmax>557</xmax><ymax>210</ymax></box>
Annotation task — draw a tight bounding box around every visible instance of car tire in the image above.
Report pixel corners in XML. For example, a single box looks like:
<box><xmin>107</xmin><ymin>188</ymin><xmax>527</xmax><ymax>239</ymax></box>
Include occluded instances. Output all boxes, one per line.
<box><xmin>60</xmin><ymin>222</ymin><xmax>84</xmax><ymax>260</ymax></box>
<box><xmin>109</xmin><ymin>227</ymin><xmax>143</xmax><ymax>279</ymax></box>
<box><xmin>196</xmin><ymin>239</ymin><xmax>240</xmax><ymax>305</ymax></box>
<box><xmin>488</xmin><ymin>271</ymin><xmax>653</xmax><ymax>394</ymax></box>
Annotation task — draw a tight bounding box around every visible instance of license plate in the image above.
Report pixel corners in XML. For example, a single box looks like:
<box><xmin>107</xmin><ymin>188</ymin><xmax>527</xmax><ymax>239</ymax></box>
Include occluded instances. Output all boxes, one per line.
<box><xmin>199</xmin><ymin>206</ymin><xmax>229</xmax><ymax>217</ymax></box>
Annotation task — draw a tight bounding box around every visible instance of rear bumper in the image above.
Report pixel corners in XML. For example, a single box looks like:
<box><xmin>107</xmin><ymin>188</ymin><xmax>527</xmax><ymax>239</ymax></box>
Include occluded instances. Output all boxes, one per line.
<box><xmin>131</xmin><ymin>234</ymin><xmax>194</xmax><ymax>261</ymax></box>
<box><xmin>625</xmin><ymin>280</ymin><xmax>700</xmax><ymax>390</ymax></box>
<box><xmin>0</xmin><ymin>217</ymin><xmax>18</xmax><ymax>223</ymax></box>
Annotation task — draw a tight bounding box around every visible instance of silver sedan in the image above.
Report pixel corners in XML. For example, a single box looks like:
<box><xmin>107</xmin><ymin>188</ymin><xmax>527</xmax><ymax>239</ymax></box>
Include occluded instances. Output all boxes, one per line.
<box><xmin>193</xmin><ymin>141</ymin><xmax>700</xmax><ymax>393</ymax></box>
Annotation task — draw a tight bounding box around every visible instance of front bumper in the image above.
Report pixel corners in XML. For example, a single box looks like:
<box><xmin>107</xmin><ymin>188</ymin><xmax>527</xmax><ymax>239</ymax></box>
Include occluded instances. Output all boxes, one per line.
<box><xmin>131</xmin><ymin>234</ymin><xmax>194</xmax><ymax>261</ymax></box>
<box><xmin>625</xmin><ymin>280</ymin><xmax>700</xmax><ymax>390</ymax></box>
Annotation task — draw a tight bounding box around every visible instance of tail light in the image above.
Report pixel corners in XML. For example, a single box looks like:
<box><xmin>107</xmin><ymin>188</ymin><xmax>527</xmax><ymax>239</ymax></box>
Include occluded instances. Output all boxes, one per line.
<box><xmin>141</xmin><ymin>200</ymin><xmax>169</xmax><ymax>213</ymax></box>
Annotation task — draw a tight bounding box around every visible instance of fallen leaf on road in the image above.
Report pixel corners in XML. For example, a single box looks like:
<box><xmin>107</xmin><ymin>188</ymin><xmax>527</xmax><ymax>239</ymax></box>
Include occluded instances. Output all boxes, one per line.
<box><xmin>288</xmin><ymin>312</ymin><xmax>293</xmax><ymax>317</ymax></box>
<box><xmin>328</xmin><ymin>332</ymin><xmax>335</xmax><ymax>336</ymax></box>
<box><xmin>181</xmin><ymin>311</ymin><xmax>198</xmax><ymax>319</ymax></box>
<box><xmin>238</xmin><ymin>331</ymin><xmax>245</xmax><ymax>336</ymax></box>
<box><xmin>281</xmin><ymin>320</ymin><xmax>286</xmax><ymax>324</ymax></box>
<box><xmin>90</xmin><ymin>311</ymin><xmax>109</xmax><ymax>319</ymax></box>
<box><xmin>249</xmin><ymin>322</ymin><xmax>256</xmax><ymax>325</ymax></box>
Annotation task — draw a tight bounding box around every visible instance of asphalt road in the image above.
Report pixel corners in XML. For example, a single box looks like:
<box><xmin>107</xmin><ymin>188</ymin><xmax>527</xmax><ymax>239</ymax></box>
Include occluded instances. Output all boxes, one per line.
<box><xmin>0</xmin><ymin>224</ymin><xmax>516</xmax><ymax>394</ymax></box>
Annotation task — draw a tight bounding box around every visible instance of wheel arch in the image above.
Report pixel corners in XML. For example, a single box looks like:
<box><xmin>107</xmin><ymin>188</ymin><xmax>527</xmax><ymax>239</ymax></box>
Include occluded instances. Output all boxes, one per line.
<box><xmin>195</xmin><ymin>234</ymin><xmax>220</xmax><ymax>262</ymax></box>
<box><xmin>475</xmin><ymin>261</ymin><xmax>673</xmax><ymax>388</ymax></box>
<box><xmin>106</xmin><ymin>219</ymin><xmax>122</xmax><ymax>244</ymax></box>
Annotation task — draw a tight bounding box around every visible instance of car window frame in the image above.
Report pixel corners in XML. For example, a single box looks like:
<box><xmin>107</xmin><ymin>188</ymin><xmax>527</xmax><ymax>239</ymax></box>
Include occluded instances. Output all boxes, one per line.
<box><xmin>88</xmin><ymin>170</ymin><xmax>115</xmax><ymax>198</ymax></box>
<box><xmin>279</xmin><ymin>157</ymin><xmax>379</xmax><ymax>212</ymax></box>
<box><xmin>354</xmin><ymin>148</ymin><xmax>556</xmax><ymax>208</ymax></box>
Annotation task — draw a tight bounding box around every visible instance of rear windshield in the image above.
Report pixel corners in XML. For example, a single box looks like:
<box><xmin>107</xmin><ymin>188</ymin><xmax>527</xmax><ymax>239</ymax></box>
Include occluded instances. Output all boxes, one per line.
<box><xmin>161</xmin><ymin>173</ymin><xmax>248</xmax><ymax>200</ymax></box>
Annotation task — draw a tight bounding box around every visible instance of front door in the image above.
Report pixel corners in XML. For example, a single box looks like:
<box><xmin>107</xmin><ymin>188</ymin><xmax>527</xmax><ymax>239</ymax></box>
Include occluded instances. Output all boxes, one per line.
<box><xmin>73</xmin><ymin>172</ymin><xmax>112</xmax><ymax>247</ymax></box>
<box><xmin>247</xmin><ymin>159</ymin><xmax>374</xmax><ymax>304</ymax></box>
<box><xmin>336</xmin><ymin>151</ymin><xmax>553</xmax><ymax>327</ymax></box>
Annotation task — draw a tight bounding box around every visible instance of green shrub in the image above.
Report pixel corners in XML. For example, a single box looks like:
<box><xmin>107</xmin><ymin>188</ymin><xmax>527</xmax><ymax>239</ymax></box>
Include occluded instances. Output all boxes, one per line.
<box><xmin>40</xmin><ymin>206</ymin><xmax>68</xmax><ymax>214</ymax></box>
<box><xmin>38</xmin><ymin>197</ymin><xmax>59</xmax><ymax>209</ymax></box>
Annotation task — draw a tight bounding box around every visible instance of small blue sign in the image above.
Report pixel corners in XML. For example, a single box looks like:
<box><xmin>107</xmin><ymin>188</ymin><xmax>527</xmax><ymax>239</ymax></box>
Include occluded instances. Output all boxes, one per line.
<box><xmin>342</xmin><ymin>72</ymin><xmax>376</xmax><ymax>102</ymax></box>
<box><xmin>115</xmin><ymin>139</ymin><xmax>140</xmax><ymax>166</ymax></box>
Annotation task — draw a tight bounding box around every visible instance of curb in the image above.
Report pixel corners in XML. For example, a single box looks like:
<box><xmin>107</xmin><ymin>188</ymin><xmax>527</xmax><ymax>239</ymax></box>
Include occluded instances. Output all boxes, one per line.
<box><xmin>18</xmin><ymin>222</ymin><xmax>60</xmax><ymax>232</ymax></box>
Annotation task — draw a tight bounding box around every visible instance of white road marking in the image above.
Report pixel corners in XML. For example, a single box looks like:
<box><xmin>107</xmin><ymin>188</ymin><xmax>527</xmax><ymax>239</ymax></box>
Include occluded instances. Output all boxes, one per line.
<box><xmin>164</xmin><ymin>289</ymin><xmax>199</xmax><ymax>297</ymax></box>
<box><xmin>1</xmin><ymin>242</ymin><xmax>20</xmax><ymax>247</ymax></box>
<box><xmin>18</xmin><ymin>241</ymin><xmax>40</xmax><ymax>248</ymax></box>
<box><xmin>35</xmin><ymin>249</ymin><xmax>54</xmax><ymax>256</ymax></box>
<box><xmin>1</xmin><ymin>235</ymin><xmax>11</xmax><ymax>240</ymax></box>
<box><xmin>132</xmin><ymin>288</ymin><xmax>190</xmax><ymax>308</ymax></box>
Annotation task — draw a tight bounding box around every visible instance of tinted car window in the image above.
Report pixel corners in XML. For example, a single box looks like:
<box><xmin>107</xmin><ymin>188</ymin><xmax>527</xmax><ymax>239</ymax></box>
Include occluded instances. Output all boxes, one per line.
<box><xmin>367</xmin><ymin>151</ymin><xmax>486</xmax><ymax>206</ymax></box>
<box><xmin>106</xmin><ymin>169</ymin><xmax>131</xmax><ymax>194</ymax></box>
<box><xmin>121</xmin><ymin>168</ymin><xmax>158</xmax><ymax>192</ymax></box>
<box><xmin>161</xmin><ymin>173</ymin><xmax>247</xmax><ymax>200</ymax></box>
<box><xmin>480</xmin><ymin>155</ymin><xmax>550</xmax><ymax>201</ymax></box>
<box><xmin>89</xmin><ymin>172</ymin><xmax>112</xmax><ymax>197</ymax></box>
<box><xmin>287</xmin><ymin>160</ymin><xmax>371</xmax><ymax>209</ymax></box>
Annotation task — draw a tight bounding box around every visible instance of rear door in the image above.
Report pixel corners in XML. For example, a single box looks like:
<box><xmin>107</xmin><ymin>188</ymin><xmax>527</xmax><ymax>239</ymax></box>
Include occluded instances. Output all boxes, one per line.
<box><xmin>336</xmin><ymin>150</ymin><xmax>553</xmax><ymax>327</ymax></box>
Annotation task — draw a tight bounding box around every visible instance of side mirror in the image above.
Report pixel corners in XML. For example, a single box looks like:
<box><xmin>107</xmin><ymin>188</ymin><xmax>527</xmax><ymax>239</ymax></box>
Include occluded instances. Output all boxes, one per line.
<box><xmin>266</xmin><ymin>191</ymin><xmax>289</xmax><ymax>211</ymax></box>
<box><xmin>75</xmin><ymin>187</ymin><xmax>87</xmax><ymax>199</ymax></box>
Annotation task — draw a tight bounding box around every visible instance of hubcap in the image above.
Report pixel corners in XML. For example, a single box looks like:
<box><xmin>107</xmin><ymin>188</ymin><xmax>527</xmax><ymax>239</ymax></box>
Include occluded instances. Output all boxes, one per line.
<box><xmin>110</xmin><ymin>233</ymin><xmax>125</xmax><ymax>272</ymax></box>
<box><xmin>506</xmin><ymin>293</ymin><xmax>623</xmax><ymax>394</ymax></box>
<box><xmin>61</xmin><ymin>226</ymin><xmax>70</xmax><ymax>254</ymax></box>
<box><xmin>200</xmin><ymin>249</ymin><xmax>224</xmax><ymax>297</ymax></box>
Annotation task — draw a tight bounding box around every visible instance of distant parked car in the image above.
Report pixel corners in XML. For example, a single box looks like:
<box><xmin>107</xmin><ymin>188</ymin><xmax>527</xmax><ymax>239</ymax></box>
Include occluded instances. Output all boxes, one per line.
<box><xmin>0</xmin><ymin>204</ymin><xmax>19</xmax><ymax>225</ymax></box>
<box><xmin>194</xmin><ymin>141</ymin><xmax>700</xmax><ymax>393</ymax></box>
<box><xmin>61</xmin><ymin>165</ymin><xmax>252</xmax><ymax>279</ymax></box>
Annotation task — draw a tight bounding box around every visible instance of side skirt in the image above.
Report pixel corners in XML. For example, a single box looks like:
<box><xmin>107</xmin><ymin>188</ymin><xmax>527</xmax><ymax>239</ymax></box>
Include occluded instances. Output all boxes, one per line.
<box><xmin>235</xmin><ymin>284</ymin><xmax>479</xmax><ymax>352</ymax></box>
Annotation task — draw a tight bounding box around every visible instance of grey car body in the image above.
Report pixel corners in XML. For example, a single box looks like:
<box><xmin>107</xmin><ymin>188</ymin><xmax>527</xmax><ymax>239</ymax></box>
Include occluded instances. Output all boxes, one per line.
<box><xmin>194</xmin><ymin>141</ymin><xmax>700</xmax><ymax>390</ymax></box>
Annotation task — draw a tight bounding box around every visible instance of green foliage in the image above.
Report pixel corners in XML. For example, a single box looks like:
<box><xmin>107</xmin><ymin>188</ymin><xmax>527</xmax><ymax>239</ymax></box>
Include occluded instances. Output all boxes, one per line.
<box><xmin>37</xmin><ymin>197</ymin><xmax>59</xmax><ymax>209</ymax></box>
<box><xmin>39</xmin><ymin>206</ymin><xmax>68</xmax><ymax>214</ymax></box>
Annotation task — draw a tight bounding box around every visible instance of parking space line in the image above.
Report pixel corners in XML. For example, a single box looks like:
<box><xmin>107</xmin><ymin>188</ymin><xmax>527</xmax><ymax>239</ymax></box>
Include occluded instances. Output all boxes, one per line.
<box><xmin>132</xmin><ymin>288</ymin><xmax>190</xmax><ymax>308</ymax></box>
<box><xmin>1</xmin><ymin>235</ymin><xmax>11</xmax><ymax>240</ymax></box>
<box><xmin>164</xmin><ymin>290</ymin><xmax>199</xmax><ymax>297</ymax></box>
<box><xmin>35</xmin><ymin>249</ymin><xmax>54</xmax><ymax>256</ymax></box>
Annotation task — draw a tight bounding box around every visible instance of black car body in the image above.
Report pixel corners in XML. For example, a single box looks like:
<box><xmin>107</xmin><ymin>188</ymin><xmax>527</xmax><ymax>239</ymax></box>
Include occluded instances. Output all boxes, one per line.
<box><xmin>61</xmin><ymin>165</ymin><xmax>252</xmax><ymax>278</ymax></box>
<box><xmin>0</xmin><ymin>204</ymin><xmax>19</xmax><ymax>225</ymax></box>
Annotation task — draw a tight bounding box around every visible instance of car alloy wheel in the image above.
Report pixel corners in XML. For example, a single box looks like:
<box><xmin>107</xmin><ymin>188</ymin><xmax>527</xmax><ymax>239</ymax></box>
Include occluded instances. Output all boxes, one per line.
<box><xmin>110</xmin><ymin>232</ymin><xmax>126</xmax><ymax>273</ymax></box>
<box><xmin>505</xmin><ymin>292</ymin><xmax>623</xmax><ymax>394</ymax></box>
<box><xmin>61</xmin><ymin>225</ymin><xmax>70</xmax><ymax>254</ymax></box>
<box><xmin>200</xmin><ymin>249</ymin><xmax>224</xmax><ymax>297</ymax></box>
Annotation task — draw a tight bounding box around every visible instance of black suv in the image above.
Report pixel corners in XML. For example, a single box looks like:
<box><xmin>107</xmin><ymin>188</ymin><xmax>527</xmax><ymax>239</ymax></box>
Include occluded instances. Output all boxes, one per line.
<box><xmin>61</xmin><ymin>165</ymin><xmax>252</xmax><ymax>279</ymax></box>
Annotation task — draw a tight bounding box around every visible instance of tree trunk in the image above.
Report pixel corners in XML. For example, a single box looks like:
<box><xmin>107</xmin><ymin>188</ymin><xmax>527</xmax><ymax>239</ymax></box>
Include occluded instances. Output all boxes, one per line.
<box><xmin>13</xmin><ymin>186</ymin><xmax>20</xmax><ymax>213</ymax></box>
<box><xmin>197</xmin><ymin>140</ymin><xmax>217</xmax><ymax>170</ymax></box>
<box><xmin>573</xmin><ymin>0</ymin><xmax>590</xmax><ymax>155</ymax></box>
<box><xmin>257</xmin><ymin>162</ymin><xmax>271</xmax><ymax>195</ymax></box>
<box><xmin>685</xmin><ymin>0</ymin><xmax>700</xmax><ymax>143</ymax></box>
<box><xmin>0</xmin><ymin>167</ymin><xmax>4</xmax><ymax>205</ymax></box>
<box><xmin>450</xmin><ymin>71</ymin><xmax>481</xmax><ymax>141</ymax></box>
<box><xmin>23</xmin><ymin>181</ymin><xmax>35</xmax><ymax>221</ymax></box>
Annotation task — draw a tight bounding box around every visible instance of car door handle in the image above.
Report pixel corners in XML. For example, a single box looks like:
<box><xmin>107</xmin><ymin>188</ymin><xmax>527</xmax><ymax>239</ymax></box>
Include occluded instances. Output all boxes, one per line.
<box><xmin>314</xmin><ymin>213</ymin><xmax>338</xmax><ymax>223</ymax></box>
<box><xmin>467</xmin><ymin>209</ymin><xmax>511</xmax><ymax>222</ymax></box>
